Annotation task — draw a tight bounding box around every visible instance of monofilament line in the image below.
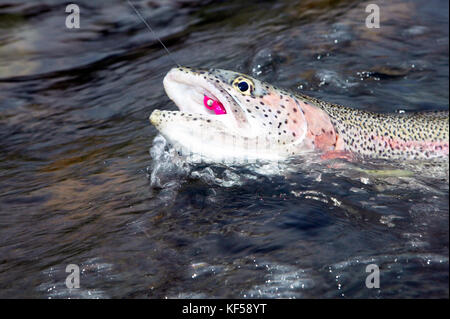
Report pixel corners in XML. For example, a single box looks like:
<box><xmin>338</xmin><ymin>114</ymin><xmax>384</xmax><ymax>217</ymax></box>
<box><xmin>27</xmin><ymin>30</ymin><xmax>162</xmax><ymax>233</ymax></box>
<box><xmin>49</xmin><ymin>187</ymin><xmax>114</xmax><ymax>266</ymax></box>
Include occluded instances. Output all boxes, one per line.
<box><xmin>127</xmin><ymin>0</ymin><xmax>181</xmax><ymax>67</ymax></box>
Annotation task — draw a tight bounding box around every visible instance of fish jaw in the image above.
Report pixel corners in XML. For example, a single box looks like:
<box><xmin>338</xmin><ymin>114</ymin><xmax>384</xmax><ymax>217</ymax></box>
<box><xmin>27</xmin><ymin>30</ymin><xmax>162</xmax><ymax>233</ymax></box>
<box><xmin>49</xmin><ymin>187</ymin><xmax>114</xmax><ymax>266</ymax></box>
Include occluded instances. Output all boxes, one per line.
<box><xmin>149</xmin><ymin>109</ymin><xmax>284</xmax><ymax>162</ymax></box>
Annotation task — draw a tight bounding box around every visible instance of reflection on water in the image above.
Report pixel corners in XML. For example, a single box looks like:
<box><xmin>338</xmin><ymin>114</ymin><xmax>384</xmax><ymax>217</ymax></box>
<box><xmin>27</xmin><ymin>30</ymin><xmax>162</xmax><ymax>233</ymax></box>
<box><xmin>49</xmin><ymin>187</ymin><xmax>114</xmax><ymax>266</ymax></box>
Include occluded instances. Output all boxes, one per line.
<box><xmin>0</xmin><ymin>0</ymin><xmax>448</xmax><ymax>298</ymax></box>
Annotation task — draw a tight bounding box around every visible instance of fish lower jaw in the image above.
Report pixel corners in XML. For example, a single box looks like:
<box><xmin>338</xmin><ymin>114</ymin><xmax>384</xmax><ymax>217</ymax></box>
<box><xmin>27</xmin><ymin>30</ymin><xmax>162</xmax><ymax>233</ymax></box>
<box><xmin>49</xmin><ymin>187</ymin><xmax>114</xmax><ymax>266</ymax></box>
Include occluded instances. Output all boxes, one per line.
<box><xmin>151</xmin><ymin>133</ymin><xmax>297</xmax><ymax>163</ymax></box>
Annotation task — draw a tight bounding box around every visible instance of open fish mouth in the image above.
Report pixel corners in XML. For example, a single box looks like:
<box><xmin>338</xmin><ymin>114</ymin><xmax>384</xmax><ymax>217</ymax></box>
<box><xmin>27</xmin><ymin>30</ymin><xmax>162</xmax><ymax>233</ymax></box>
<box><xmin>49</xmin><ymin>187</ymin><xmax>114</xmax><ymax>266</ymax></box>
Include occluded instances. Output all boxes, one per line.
<box><xmin>153</xmin><ymin>67</ymin><xmax>250</xmax><ymax>131</ymax></box>
<box><xmin>148</xmin><ymin>67</ymin><xmax>264</xmax><ymax>162</ymax></box>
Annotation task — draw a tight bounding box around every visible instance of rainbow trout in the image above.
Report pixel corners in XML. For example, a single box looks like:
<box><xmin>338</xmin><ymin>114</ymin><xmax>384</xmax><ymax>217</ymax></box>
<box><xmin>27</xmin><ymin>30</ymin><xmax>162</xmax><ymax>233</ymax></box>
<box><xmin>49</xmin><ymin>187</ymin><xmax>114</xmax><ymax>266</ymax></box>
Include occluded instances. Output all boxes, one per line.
<box><xmin>150</xmin><ymin>67</ymin><xmax>449</xmax><ymax>163</ymax></box>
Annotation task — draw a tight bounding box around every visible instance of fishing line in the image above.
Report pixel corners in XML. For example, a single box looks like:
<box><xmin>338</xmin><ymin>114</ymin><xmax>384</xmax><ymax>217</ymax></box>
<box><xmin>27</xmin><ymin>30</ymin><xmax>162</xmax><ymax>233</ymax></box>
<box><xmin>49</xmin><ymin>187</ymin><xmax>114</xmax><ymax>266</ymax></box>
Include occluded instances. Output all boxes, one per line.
<box><xmin>127</xmin><ymin>0</ymin><xmax>181</xmax><ymax>67</ymax></box>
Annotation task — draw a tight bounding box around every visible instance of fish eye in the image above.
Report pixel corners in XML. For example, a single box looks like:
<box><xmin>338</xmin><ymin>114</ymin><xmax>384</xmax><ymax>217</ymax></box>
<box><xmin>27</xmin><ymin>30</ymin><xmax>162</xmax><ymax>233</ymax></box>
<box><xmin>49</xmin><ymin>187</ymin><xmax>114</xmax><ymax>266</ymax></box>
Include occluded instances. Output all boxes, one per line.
<box><xmin>232</xmin><ymin>77</ymin><xmax>253</xmax><ymax>95</ymax></box>
<box><xmin>237</xmin><ymin>81</ymin><xmax>249</xmax><ymax>92</ymax></box>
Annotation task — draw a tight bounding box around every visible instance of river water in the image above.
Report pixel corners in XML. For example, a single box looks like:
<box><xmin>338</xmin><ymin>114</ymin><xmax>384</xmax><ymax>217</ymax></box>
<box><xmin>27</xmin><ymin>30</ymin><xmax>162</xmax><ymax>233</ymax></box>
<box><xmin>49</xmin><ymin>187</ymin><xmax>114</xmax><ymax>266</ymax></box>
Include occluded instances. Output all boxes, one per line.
<box><xmin>0</xmin><ymin>0</ymin><xmax>448</xmax><ymax>298</ymax></box>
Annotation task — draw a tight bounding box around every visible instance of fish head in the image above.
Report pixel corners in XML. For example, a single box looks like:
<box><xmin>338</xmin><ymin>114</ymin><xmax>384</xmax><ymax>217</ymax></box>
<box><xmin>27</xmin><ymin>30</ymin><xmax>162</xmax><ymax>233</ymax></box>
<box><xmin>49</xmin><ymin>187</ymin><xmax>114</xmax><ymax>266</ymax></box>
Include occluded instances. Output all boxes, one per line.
<box><xmin>150</xmin><ymin>66</ymin><xmax>311</xmax><ymax>162</ymax></box>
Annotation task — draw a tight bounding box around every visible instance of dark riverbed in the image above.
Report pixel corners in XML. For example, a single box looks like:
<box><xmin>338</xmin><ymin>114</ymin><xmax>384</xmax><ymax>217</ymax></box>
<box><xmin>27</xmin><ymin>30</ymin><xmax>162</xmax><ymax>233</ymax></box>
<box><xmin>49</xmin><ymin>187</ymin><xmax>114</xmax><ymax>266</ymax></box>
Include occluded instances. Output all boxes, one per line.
<box><xmin>0</xmin><ymin>0</ymin><xmax>448</xmax><ymax>298</ymax></box>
